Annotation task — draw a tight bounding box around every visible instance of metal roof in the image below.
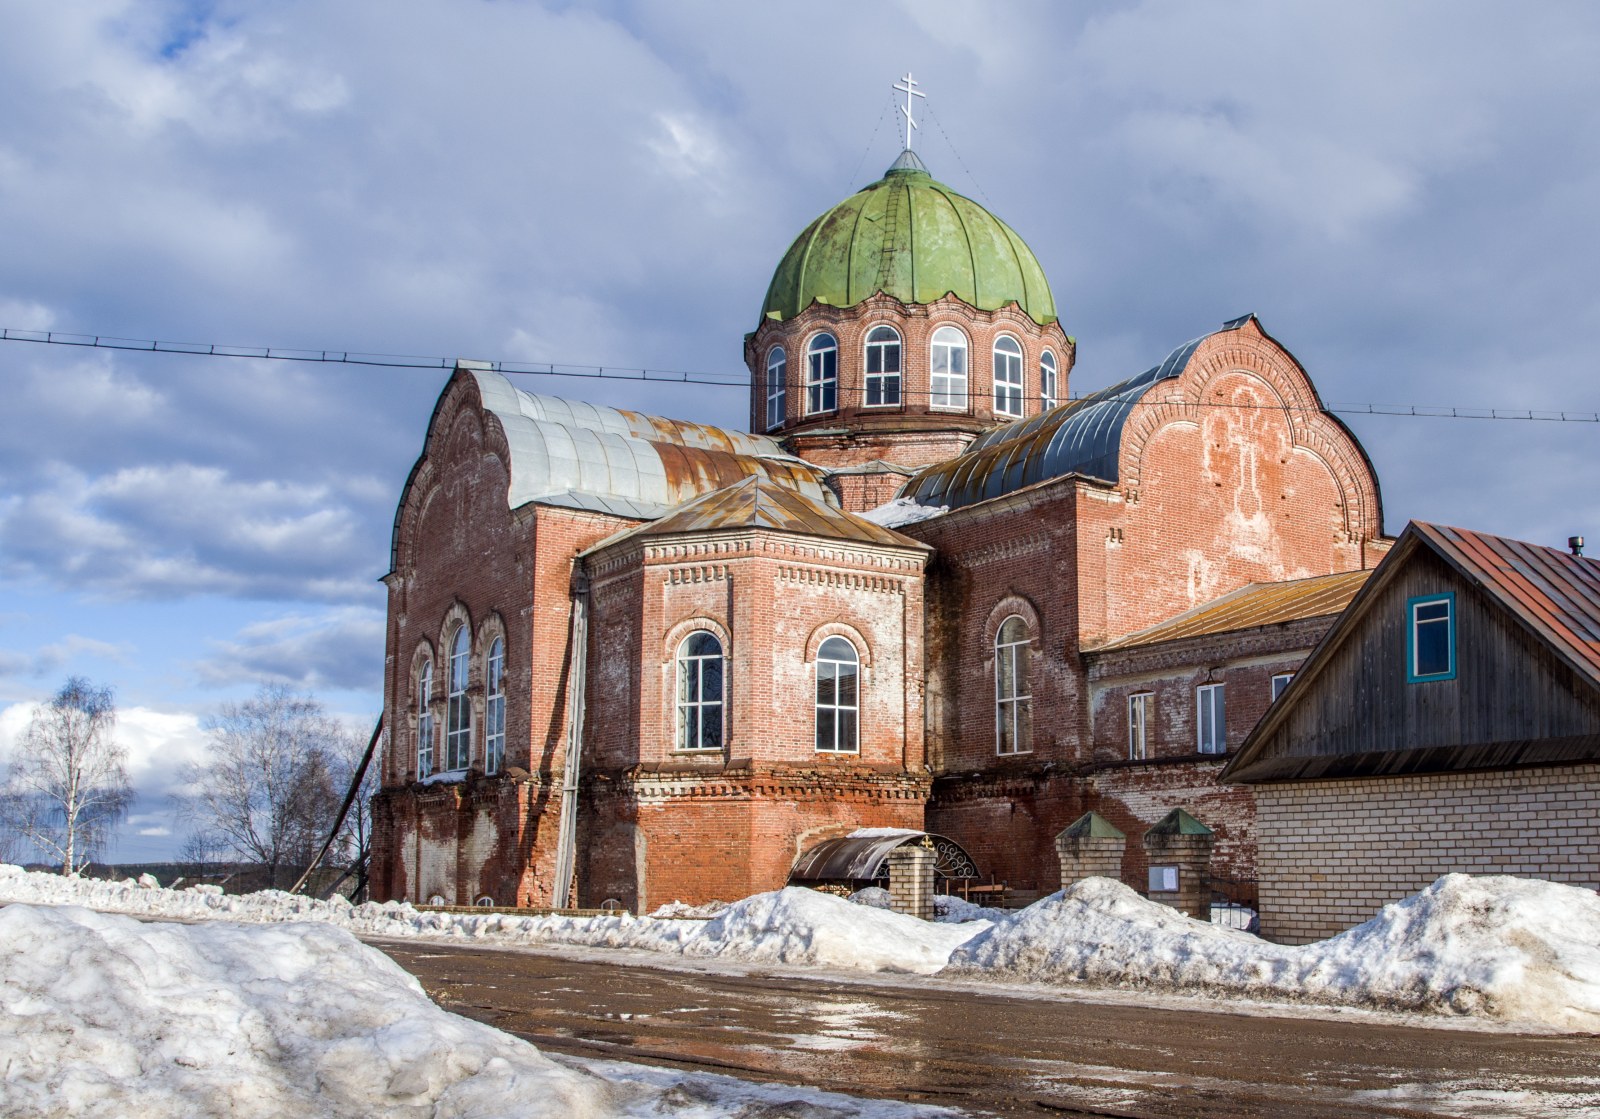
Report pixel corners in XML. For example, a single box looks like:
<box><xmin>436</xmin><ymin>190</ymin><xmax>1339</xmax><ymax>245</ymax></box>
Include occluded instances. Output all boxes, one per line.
<box><xmin>901</xmin><ymin>315</ymin><xmax>1256</xmax><ymax>511</ymax></box>
<box><xmin>760</xmin><ymin>155</ymin><xmax>1057</xmax><ymax>326</ymax></box>
<box><xmin>587</xmin><ymin>475</ymin><xmax>929</xmax><ymax>554</ymax></box>
<box><xmin>1091</xmin><ymin>569</ymin><xmax>1373</xmax><ymax>652</ymax></box>
<box><xmin>787</xmin><ymin>831</ymin><xmax>978</xmax><ymax>882</ymax></box>
<box><xmin>1417</xmin><ymin>522</ymin><xmax>1600</xmax><ymax>685</ymax></box>
<box><xmin>469</xmin><ymin>369</ymin><xmax>832</xmax><ymax>516</ymax></box>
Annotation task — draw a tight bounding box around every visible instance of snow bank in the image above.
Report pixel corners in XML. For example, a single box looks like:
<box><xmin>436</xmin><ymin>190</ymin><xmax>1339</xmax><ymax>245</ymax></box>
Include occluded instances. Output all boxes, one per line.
<box><xmin>6</xmin><ymin>866</ymin><xmax>1599</xmax><ymax>1029</ymax></box>
<box><xmin>943</xmin><ymin>875</ymin><xmax>1600</xmax><ymax>1030</ymax></box>
<box><xmin>0</xmin><ymin>868</ymin><xmax>979</xmax><ymax>976</ymax></box>
<box><xmin>0</xmin><ymin>904</ymin><xmax>614</xmax><ymax>1118</ymax></box>
<box><xmin>0</xmin><ymin>903</ymin><xmax>963</xmax><ymax>1118</ymax></box>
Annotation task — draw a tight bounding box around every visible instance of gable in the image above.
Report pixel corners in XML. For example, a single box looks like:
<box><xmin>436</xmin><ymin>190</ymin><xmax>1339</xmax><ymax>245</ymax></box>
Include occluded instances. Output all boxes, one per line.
<box><xmin>1225</xmin><ymin>529</ymin><xmax>1600</xmax><ymax>783</ymax></box>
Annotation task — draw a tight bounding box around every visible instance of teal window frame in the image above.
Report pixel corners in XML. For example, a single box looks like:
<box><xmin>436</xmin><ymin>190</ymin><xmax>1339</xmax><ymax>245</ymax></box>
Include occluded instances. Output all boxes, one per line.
<box><xmin>1406</xmin><ymin>592</ymin><xmax>1457</xmax><ymax>682</ymax></box>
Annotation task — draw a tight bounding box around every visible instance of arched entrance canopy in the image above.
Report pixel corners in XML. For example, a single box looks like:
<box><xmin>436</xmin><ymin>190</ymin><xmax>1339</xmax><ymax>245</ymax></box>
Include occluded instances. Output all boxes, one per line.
<box><xmin>788</xmin><ymin>829</ymin><xmax>980</xmax><ymax>884</ymax></box>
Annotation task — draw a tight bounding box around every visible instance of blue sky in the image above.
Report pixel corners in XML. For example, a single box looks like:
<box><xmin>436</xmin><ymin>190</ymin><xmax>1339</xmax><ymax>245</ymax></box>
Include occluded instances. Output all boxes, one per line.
<box><xmin>2</xmin><ymin>0</ymin><xmax>1598</xmax><ymax>863</ymax></box>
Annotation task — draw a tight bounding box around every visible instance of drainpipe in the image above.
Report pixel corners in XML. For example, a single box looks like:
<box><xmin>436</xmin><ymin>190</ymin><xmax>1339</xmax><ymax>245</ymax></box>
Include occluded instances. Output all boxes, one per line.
<box><xmin>551</xmin><ymin>561</ymin><xmax>590</xmax><ymax>909</ymax></box>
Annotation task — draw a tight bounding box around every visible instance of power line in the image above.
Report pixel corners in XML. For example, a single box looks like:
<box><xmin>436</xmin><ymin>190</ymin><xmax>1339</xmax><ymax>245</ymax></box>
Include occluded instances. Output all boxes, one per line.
<box><xmin>3</xmin><ymin>326</ymin><xmax>1597</xmax><ymax>423</ymax></box>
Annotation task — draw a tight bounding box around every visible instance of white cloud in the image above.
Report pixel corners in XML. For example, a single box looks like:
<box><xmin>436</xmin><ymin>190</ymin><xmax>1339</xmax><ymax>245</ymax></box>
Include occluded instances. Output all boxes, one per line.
<box><xmin>196</xmin><ymin>608</ymin><xmax>385</xmax><ymax>692</ymax></box>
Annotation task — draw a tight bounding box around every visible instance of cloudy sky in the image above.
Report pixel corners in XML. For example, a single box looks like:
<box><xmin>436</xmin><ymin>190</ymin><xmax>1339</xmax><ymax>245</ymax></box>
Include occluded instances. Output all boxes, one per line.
<box><xmin>2</xmin><ymin>1</ymin><xmax>1597</xmax><ymax>863</ymax></box>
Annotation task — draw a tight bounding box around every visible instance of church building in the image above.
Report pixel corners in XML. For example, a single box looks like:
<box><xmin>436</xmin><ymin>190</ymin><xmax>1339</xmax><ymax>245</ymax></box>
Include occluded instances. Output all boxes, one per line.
<box><xmin>370</xmin><ymin>138</ymin><xmax>1389</xmax><ymax>912</ymax></box>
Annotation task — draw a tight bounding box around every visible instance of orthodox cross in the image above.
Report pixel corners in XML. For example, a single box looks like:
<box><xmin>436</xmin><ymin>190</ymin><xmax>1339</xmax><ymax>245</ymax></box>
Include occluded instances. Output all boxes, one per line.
<box><xmin>893</xmin><ymin>72</ymin><xmax>926</xmax><ymax>152</ymax></box>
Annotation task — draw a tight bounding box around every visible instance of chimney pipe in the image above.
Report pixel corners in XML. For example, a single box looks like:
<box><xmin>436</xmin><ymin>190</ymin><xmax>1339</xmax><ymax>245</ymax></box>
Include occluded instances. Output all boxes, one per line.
<box><xmin>1569</xmin><ymin>535</ymin><xmax>1585</xmax><ymax>557</ymax></box>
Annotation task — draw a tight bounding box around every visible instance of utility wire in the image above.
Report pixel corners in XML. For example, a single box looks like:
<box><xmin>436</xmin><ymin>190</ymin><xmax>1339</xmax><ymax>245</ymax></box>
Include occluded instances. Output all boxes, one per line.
<box><xmin>3</xmin><ymin>326</ymin><xmax>1597</xmax><ymax>423</ymax></box>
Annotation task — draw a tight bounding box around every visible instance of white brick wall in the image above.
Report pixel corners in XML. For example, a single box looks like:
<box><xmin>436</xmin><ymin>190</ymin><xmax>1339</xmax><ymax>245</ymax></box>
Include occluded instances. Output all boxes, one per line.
<box><xmin>1256</xmin><ymin>764</ymin><xmax>1600</xmax><ymax>943</ymax></box>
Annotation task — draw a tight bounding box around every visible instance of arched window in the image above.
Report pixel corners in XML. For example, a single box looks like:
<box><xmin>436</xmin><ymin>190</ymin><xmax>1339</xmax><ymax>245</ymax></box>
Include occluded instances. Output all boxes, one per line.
<box><xmin>676</xmin><ymin>631</ymin><xmax>724</xmax><ymax>751</ymax></box>
<box><xmin>484</xmin><ymin>637</ymin><xmax>505</xmax><ymax>775</ymax></box>
<box><xmin>930</xmin><ymin>326</ymin><xmax>968</xmax><ymax>410</ymax></box>
<box><xmin>993</xmin><ymin>335</ymin><xmax>1024</xmax><ymax>418</ymax></box>
<box><xmin>864</xmin><ymin>326</ymin><xmax>901</xmax><ymax>407</ymax></box>
<box><xmin>995</xmin><ymin>616</ymin><xmax>1032</xmax><ymax>755</ymax></box>
<box><xmin>445</xmin><ymin>625</ymin><xmax>471</xmax><ymax>771</ymax></box>
<box><xmin>765</xmin><ymin>346</ymin><xmax>787</xmax><ymax>430</ymax></box>
<box><xmin>815</xmin><ymin>636</ymin><xmax>859</xmax><ymax>753</ymax></box>
<box><xmin>416</xmin><ymin>660</ymin><xmax>434</xmax><ymax>779</ymax></box>
<box><xmin>805</xmin><ymin>332</ymin><xmax>838</xmax><ymax>415</ymax></box>
<box><xmin>1040</xmin><ymin>349</ymin><xmax>1059</xmax><ymax>410</ymax></box>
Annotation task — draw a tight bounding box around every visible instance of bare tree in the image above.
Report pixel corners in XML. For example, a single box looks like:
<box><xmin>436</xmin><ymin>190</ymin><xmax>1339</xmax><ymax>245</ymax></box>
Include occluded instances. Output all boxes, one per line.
<box><xmin>178</xmin><ymin>684</ymin><xmax>344</xmax><ymax>890</ymax></box>
<box><xmin>0</xmin><ymin>677</ymin><xmax>132</xmax><ymax>874</ymax></box>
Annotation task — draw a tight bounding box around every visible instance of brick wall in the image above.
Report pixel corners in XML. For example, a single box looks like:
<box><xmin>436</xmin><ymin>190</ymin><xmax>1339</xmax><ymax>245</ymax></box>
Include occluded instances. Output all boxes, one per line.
<box><xmin>1256</xmin><ymin>764</ymin><xmax>1600</xmax><ymax>943</ymax></box>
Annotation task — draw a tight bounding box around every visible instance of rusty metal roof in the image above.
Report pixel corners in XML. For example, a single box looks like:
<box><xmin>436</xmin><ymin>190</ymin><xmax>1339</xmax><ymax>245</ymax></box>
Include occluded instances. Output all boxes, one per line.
<box><xmin>591</xmin><ymin>476</ymin><xmax>928</xmax><ymax>552</ymax></box>
<box><xmin>469</xmin><ymin>369</ymin><xmax>831</xmax><ymax>517</ymax></box>
<box><xmin>1092</xmin><ymin>569</ymin><xmax>1373</xmax><ymax>652</ymax></box>
<box><xmin>1417</xmin><ymin>522</ymin><xmax>1600</xmax><ymax>685</ymax></box>
<box><xmin>900</xmin><ymin>315</ymin><xmax>1257</xmax><ymax>511</ymax></box>
<box><xmin>787</xmin><ymin>830</ymin><xmax>978</xmax><ymax>882</ymax></box>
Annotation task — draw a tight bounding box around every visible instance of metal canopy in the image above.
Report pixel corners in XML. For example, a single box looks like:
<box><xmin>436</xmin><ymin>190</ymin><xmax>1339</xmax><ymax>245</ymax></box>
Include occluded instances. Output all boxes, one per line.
<box><xmin>788</xmin><ymin>830</ymin><xmax>980</xmax><ymax>883</ymax></box>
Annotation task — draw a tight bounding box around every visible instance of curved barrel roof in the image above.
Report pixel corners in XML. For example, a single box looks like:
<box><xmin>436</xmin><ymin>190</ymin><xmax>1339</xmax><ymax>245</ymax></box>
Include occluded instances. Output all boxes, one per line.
<box><xmin>468</xmin><ymin>369</ymin><xmax>830</xmax><ymax>519</ymax></box>
<box><xmin>900</xmin><ymin>315</ymin><xmax>1255</xmax><ymax>512</ymax></box>
<box><xmin>761</xmin><ymin>151</ymin><xmax>1057</xmax><ymax>326</ymax></box>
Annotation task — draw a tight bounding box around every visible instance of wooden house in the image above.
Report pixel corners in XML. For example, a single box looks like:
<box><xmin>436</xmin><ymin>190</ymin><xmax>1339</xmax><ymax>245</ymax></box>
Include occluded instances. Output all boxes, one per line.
<box><xmin>1222</xmin><ymin>522</ymin><xmax>1600</xmax><ymax>943</ymax></box>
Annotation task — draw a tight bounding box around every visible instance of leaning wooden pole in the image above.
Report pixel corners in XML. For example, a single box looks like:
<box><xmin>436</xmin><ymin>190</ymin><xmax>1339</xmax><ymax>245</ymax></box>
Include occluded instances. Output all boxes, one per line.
<box><xmin>551</xmin><ymin>564</ymin><xmax>590</xmax><ymax>909</ymax></box>
<box><xmin>289</xmin><ymin>715</ymin><xmax>383</xmax><ymax>897</ymax></box>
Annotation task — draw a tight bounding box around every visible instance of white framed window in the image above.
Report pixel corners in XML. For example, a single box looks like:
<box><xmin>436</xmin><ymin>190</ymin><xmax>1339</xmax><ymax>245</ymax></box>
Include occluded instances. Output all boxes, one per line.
<box><xmin>930</xmin><ymin>326</ymin><xmax>968</xmax><ymax>410</ymax></box>
<box><xmin>1196</xmin><ymin>683</ymin><xmax>1226</xmax><ymax>754</ymax></box>
<box><xmin>765</xmin><ymin>346</ymin><xmax>787</xmax><ymax>430</ymax></box>
<box><xmin>676</xmin><ymin>631</ymin><xmax>724</xmax><ymax>751</ymax></box>
<box><xmin>864</xmin><ymin>326</ymin><xmax>902</xmax><ymax>407</ymax></box>
<box><xmin>993</xmin><ymin>335</ymin><xmax>1024</xmax><ymax>417</ymax></box>
<box><xmin>1128</xmin><ymin>692</ymin><xmax>1152</xmax><ymax>760</ymax></box>
<box><xmin>416</xmin><ymin>660</ymin><xmax>434</xmax><ymax>779</ymax></box>
<box><xmin>815</xmin><ymin>637</ymin><xmax>859</xmax><ymax>753</ymax></box>
<box><xmin>1270</xmin><ymin>673</ymin><xmax>1293</xmax><ymax>701</ymax></box>
<box><xmin>445</xmin><ymin>625</ymin><xmax>471</xmax><ymax>772</ymax></box>
<box><xmin>485</xmin><ymin>637</ymin><xmax>505</xmax><ymax>775</ymax></box>
<box><xmin>1040</xmin><ymin>349</ymin><xmax>1059</xmax><ymax>410</ymax></box>
<box><xmin>995</xmin><ymin>616</ymin><xmax>1033</xmax><ymax>755</ymax></box>
<box><xmin>805</xmin><ymin>332</ymin><xmax>838</xmax><ymax>415</ymax></box>
<box><xmin>1407</xmin><ymin>593</ymin><xmax>1456</xmax><ymax>682</ymax></box>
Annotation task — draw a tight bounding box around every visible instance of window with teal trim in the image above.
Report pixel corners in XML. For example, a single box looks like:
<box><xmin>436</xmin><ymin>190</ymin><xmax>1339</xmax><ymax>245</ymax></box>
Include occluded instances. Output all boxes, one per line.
<box><xmin>1407</xmin><ymin>592</ymin><xmax>1456</xmax><ymax>682</ymax></box>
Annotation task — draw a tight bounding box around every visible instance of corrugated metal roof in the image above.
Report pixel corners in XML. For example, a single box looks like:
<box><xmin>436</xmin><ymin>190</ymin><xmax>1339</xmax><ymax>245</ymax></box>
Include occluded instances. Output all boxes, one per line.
<box><xmin>1418</xmin><ymin>523</ymin><xmax>1600</xmax><ymax>686</ymax></box>
<box><xmin>469</xmin><ymin>369</ymin><xmax>832</xmax><ymax>515</ymax></box>
<box><xmin>900</xmin><ymin>315</ymin><xmax>1257</xmax><ymax>511</ymax></box>
<box><xmin>590</xmin><ymin>475</ymin><xmax>928</xmax><ymax>553</ymax></box>
<box><xmin>787</xmin><ymin>831</ymin><xmax>979</xmax><ymax>882</ymax></box>
<box><xmin>1092</xmin><ymin>569</ymin><xmax>1373</xmax><ymax>651</ymax></box>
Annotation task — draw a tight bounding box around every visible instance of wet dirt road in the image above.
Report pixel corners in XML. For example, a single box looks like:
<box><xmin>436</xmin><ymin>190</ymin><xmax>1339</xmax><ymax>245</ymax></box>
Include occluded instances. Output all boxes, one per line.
<box><xmin>380</xmin><ymin>941</ymin><xmax>1600</xmax><ymax>1118</ymax></box>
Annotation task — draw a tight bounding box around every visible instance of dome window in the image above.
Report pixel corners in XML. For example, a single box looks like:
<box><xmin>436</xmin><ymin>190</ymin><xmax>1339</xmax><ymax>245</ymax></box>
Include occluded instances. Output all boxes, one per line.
<box><xmin>994</xmin><ymin>336</ymin><xmax>1024</xmax><ymax>418</ymax></box>
<box><xmin>930</xmin><ymin>327</ymin><xmax>968</xmax><ymax>411</ymax></box>
<box><xmin>1040</xmin><ymin>349</ymin><xmax>1059</xmax><ymax>410</ymax></box>
<box><xmin>864</xmin><ymin>326</ymin><xmax>902</xmax><ymax>407</ymax></box>
<box><xmin>806</xmin><ymin>333</ymin><xmax>838</xmax><ymax>415</ymax></box>
<box><xmin>765</xmin><ymin>347</ymin><xmax>787</xmax><ymax>430</ymax></box>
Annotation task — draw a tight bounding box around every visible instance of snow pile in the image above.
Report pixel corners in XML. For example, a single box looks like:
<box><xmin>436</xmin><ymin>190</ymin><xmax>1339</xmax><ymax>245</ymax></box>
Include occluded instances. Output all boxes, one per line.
<box><xmin>0</xmin><ymin>903</ymin><xmax>963</xmax><ymax>1118</ymax></box>
<box><xmin>647</xmin><ymin>899</ymin><xmax>729</xmax><ymax>919</ymax></box>
<box><xmin>0</xmin><ymin>868</ymin><xmax>980</xmax><ymax>976</ymax></box>
<box><xmin>944</xmin><ymin>875</ymin><xmax>1600</xmax><ymax>1030</ymax></box>
<box><xmin>0</xmin><ymin>904</ymin><xmax>614</xmax><ymax>1118</ymax></box>
<box><xmin>858</xmin><ymin>498</ymin><xmax>946</xmax><ymax>528</ymax></box>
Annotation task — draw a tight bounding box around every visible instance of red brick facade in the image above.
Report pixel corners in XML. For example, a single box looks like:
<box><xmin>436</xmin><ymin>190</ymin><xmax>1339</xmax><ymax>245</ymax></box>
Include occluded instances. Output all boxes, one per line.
<box><xmin>369</xmin><ymin>253</ymin><xmax>1387</xmax><ymax>912</ymax></box>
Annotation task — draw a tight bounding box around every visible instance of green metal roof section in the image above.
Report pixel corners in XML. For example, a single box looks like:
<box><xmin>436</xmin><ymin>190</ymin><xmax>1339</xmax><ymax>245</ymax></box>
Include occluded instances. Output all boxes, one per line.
<box><xmin>1058</xmin><ymin>812</ymin><xmax>1126</xmax><ymax>840</ymax></box>
<box><xmin>761</xmin><ymin>152</ymin><xmax>1058</xmax><ymax>326</ymax></box>
<box><xmin>1145</xmin><ymin>809</ymin><xmax>1213</xmax><ymax>837</ymax></box>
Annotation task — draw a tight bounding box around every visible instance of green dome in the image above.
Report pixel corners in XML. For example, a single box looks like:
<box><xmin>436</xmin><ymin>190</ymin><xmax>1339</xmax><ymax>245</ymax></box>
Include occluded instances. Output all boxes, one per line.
<box><xmin>761</xmin><ymin>151</ymin><xmax>1057</xmax><ymax>326</ymax></box>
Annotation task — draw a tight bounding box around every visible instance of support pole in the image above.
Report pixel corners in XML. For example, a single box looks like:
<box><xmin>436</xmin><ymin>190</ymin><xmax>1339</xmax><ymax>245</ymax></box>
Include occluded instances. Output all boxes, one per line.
<box><xmin>551</xmin><ymin>564</ymin><xmax>590</xmax><ymax>909</ymax></box>
<box><xmin>290</xmin><ymin>715</ymin><xmax>383</xmax><ymax>897</ymax></box>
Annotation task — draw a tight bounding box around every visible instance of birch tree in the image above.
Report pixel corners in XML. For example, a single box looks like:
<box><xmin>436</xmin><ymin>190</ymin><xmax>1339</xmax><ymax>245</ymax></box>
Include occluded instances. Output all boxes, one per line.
<box><xmin>178</xmin><ymin>684</ymin><xmax>343</xmax><ymax>889</ymax></box>
<box><xmin>0</xmin><ymin>677</ymin><xmax>132</xmax><ymax>874</ymax></box>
